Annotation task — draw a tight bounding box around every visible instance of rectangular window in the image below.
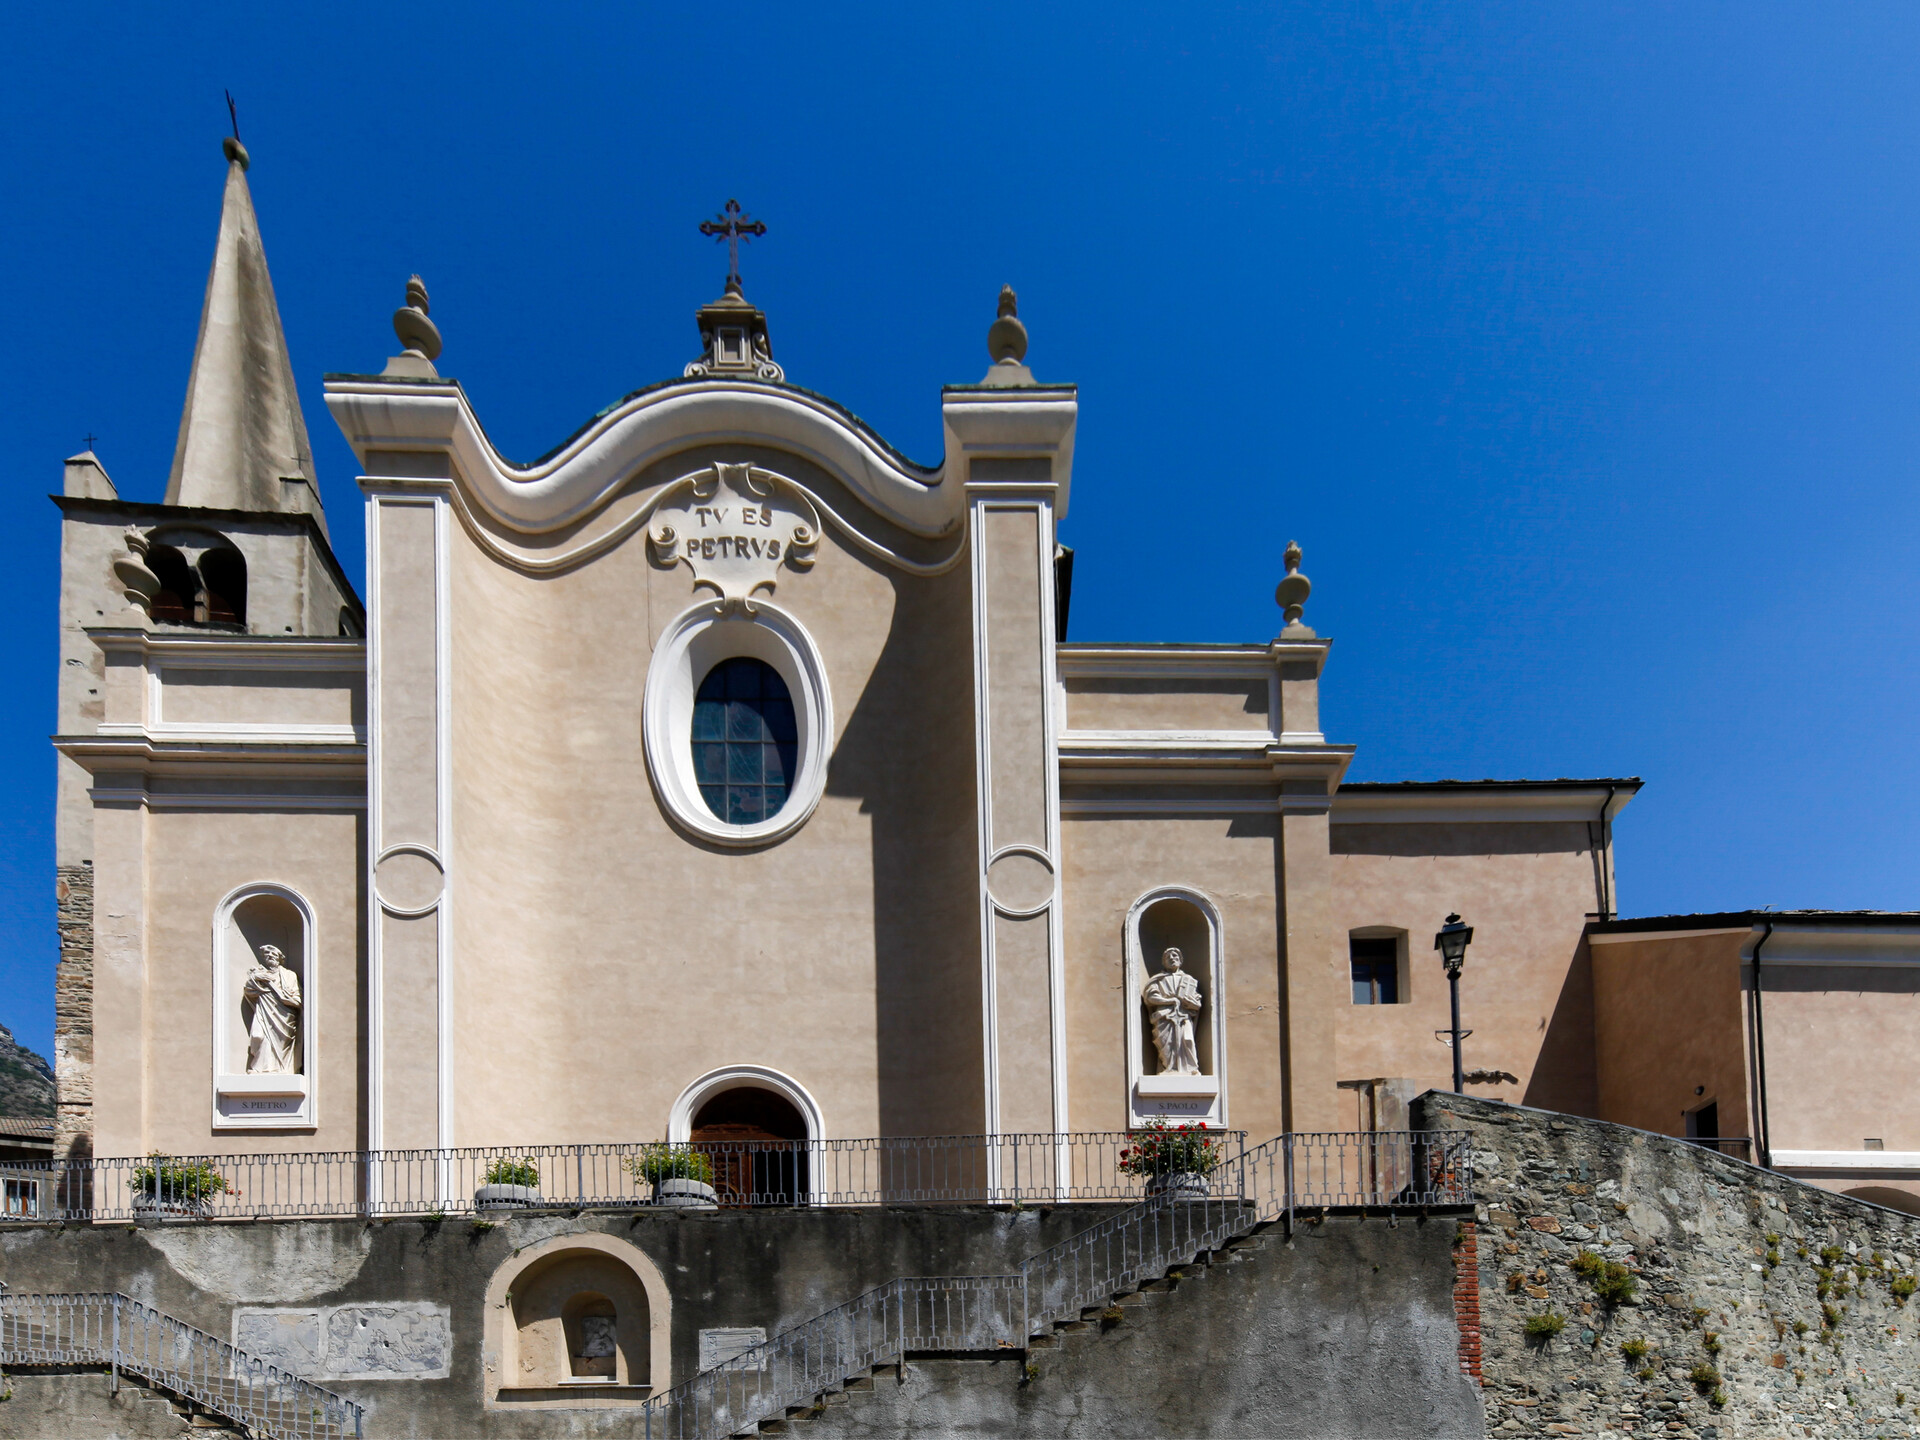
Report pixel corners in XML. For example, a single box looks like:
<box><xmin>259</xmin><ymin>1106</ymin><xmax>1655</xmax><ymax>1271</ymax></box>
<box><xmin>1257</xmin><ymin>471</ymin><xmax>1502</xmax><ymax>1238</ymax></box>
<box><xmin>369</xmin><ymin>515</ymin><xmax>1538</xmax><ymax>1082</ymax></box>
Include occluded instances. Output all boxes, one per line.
<box><xmin>1350</xmin><ymin>936</ymin><xmax>1398</xmax><ymax>1005</ymax></box>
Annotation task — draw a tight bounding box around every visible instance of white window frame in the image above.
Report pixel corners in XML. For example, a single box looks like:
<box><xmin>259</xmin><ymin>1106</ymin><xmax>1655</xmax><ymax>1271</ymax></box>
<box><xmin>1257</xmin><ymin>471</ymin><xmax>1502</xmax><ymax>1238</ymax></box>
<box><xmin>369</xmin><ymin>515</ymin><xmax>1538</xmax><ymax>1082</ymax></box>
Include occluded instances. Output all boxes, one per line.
<box><xmin>643</xmin><ymin>600</ymin><xmax>833</xmax><ymax>847</ymax></box>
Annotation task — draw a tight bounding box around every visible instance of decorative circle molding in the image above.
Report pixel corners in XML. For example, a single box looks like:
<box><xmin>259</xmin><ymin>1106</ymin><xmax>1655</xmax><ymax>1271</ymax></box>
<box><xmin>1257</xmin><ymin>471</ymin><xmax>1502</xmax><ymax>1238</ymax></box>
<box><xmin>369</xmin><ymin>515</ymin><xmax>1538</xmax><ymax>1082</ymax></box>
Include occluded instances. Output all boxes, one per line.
<box><xmin>373</xmin><ymin>845</ymin><xmax>445</xmax><ymax>915</ymax></box>
<box><xmin>986</xmin><ymin>844</ymin><xmax>1056</xmax><ymax>915</ymax></box>
<box><xmin>643</xmin><ymin>600</ymin><xmax>832</xmax><ymax>848</ymax></box>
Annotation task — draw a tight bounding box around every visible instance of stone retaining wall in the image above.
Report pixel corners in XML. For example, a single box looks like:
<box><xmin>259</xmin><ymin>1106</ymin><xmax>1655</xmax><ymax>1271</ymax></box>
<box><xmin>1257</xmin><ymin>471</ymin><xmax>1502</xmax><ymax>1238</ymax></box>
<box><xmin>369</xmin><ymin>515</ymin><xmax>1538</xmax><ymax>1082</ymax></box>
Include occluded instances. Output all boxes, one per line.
<box><xmin>1424</xmin><ymin>1093</ymin><xmax>1920</xmax><ymax>1439</ymax></box>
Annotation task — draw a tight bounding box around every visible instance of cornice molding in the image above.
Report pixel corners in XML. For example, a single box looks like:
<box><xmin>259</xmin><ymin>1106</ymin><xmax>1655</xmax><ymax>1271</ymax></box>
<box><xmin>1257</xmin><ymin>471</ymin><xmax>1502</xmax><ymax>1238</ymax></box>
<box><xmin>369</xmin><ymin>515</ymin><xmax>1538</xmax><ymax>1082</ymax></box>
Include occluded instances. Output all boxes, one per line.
<box><xmin>1333</xmin><ymin>783</ymin><xmax>1635</xmax><ymax>826</ymax></box>
<box><xmin>326</xmin><ymin>377</ymin><xmax>957</xmax><ymax>541</ymax></box>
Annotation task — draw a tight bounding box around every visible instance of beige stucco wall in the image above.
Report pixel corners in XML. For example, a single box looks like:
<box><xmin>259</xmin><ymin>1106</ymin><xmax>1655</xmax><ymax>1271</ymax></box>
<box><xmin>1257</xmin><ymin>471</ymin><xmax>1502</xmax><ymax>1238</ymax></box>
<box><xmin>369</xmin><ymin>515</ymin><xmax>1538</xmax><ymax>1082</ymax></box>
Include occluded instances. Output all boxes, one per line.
<box><xmin>1059</xmin><ymin>814</ymin><xmax>1284</xmax><ymax>1140</ymax></box>
<box><xmin>1329</xmin><ymin>821</ymin><xmax>1606</xmax><ymax>1116</ymax></box>
<box><xmin>1590</xmin><ymin>932</ymin><xmax>1752</xmax><ymax>1142</ymax></box>
<box><xmin>1752</xmin><ymin>962</ymin><xmax>1920</xmax><ymax>1154</ymax></box>
<box><xmin>95</xmin><ymin>806</ymin><xmax>365</xmax><ymax>1157</ymax></box>
<box><xmin>445</xmin><ymin>442</ymin><xmax>983</xmax><ymax>1147</ymax></box>
<box><xmin>1063</xmin><ymin>677</ymin><xmax>1269</xmax><ymax>732</ymax></box>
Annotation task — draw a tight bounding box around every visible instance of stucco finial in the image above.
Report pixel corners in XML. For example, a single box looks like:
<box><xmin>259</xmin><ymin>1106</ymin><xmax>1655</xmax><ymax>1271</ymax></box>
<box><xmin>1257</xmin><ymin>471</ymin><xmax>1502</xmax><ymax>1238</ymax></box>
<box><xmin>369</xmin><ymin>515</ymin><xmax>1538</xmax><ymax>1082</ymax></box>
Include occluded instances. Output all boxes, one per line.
<box><xmin>988</xmin><ymin>286</ymin><xmax>1028</xmax><ymax>365</ymax></box>
<box><xmin>1275</xmin><ymin>540</ymin><xmax>1314</xmax><ymax>638</ymax></box>
<box><xmin>979</xmin><ymin>285</ymin><xmax>1036</xmax><ymax>387</ymax></box>
<box><xmin>392</xmin><ymin>276</ymin><xmax>443</xmax><ymax>361</ymax></box>
<box><xmin>381</xmin><ymin>275</ymin><xmax>443</xmax><ymax>379</ymax></box>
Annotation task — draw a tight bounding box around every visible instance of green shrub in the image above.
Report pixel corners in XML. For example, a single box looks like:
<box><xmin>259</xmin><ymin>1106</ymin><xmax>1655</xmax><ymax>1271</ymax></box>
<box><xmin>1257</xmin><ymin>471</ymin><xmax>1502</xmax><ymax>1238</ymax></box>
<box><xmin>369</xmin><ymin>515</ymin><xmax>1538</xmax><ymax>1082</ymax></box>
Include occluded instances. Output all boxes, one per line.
<box><xmin>1524</xmin><ymin>1312</ymin><xmax>1566</xmax><ymax>1341</ymax></box>
<box><xmin>1702</xmin><ymin>1331</ymin><xmax>1721</xmax><ymax>1355</ymax></box>
<box><xmin>1594</xmin><ymin>1261</ymin><xmax>1637</xmax><ymax>1305</ymax></box>
<box><xmin>482</xmin><ymin>1156</ymin><xmax>540</xmax><ymax>1189</ymax></box>
<box><xmin>1821</xmin><ymin>1245</ymin><xmax>1845</xmax><ymax>1265</ymax></box>
<box><xmin>1765</xmin><ymin>1232</ymin><xmax>1782</xmax><ymax>1246</ymax></box>
<box><xmin>1118</xmin><ymin>1119</ymin><xmax>1223</xmax><ymax>1177</ymax></box>
<box><xmin>1688</xmin><ymin>1362</ymin><xmax>1722</xmax><ymax>1390</ymax></box>
<box><xmin>625</xmin><ymin>1143</ymin><xmax>715</xmax><ymax>1187</ymax></box>
<box><xmin>1620</xmin><ymin>1338</ymin><xmax>1650</xmax><ymax>1361</ymax></box>
<box><xmin>131</xmin><ymin>1154</ymin><xmax>229</xmax><ymax>1204</ymax></box>
<box><xmin>1893</xmin><ymin>1274</ymin><xmax>1918</xmax><ymax>1304</ymax></box>
<box><xmin>1567</xmin><ymin>1247</ymin><xmax>1637</xmax><ymax>1305</ymax></box>
<box><xmin>1709</xmin><ymin>1386</ymin><xmax>1727</xmax><ymax>1409</ymax></box>
<box><xmin>1765</xmin><ymin>1249</ymin><xmax>1781</xmax><ymax>1268</ymax></box>
<box><xmin>1821</xmin><ymin>1302</ymin><xmax>1842</xmax><ymax>1330</ymax></box>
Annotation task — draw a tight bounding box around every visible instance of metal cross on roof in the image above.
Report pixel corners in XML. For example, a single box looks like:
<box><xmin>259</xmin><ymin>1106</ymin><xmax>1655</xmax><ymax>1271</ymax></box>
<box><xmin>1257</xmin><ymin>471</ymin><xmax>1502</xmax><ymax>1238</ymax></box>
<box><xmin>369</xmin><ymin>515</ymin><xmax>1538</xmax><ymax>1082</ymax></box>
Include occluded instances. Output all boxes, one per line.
<box><xmin>700</xmin><ymin>199</ymin><xmax>767</xmax><ymax>289</ymax></box>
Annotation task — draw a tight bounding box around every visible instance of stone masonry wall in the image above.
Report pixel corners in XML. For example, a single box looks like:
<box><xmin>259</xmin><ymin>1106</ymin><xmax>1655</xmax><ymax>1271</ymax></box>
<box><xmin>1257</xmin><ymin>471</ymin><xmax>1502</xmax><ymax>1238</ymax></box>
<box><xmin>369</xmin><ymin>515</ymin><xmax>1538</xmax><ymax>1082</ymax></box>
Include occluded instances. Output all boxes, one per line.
<box><xmin>1423</xmin><ymin>1093</ymin><xmax>1920</xmax><ymax>1439</ymax></box>
<box><xmin>53</xmin><ymin>862</ymin><xmax>93</xmax><ymax>1160</ymax></box>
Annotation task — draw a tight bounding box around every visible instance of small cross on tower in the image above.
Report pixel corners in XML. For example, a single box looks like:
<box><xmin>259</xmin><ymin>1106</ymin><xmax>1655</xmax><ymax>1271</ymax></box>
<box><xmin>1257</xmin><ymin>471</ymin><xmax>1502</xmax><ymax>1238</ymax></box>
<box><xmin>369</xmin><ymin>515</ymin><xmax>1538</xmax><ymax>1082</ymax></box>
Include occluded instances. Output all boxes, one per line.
<box><xmin>700</xmin><ymin>199</ymin><xmax>767</xmax><ymax>290</ymax></box>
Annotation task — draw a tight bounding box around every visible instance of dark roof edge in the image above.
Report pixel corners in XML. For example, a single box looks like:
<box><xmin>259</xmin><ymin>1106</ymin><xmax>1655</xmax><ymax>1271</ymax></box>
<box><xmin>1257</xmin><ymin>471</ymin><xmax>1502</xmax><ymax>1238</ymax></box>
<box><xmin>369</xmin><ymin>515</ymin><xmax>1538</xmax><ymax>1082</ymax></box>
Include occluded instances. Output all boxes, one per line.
<box><xmin>1591</xmin><ymin>910</ymin><xmax>1920</xmax><ymax>935</ymax></box>
<box><xmin>324</xmin><ymin>372</ymin><xmax>946</xmax><ymax>477</ymax></box>
<box><xmin>52</xmin><ymin>495</ymin><xmax>365</xmax><ymax>620</ymax></box>
<box><xmin>1339</xmin><ymin>778</ymin><xmax>1643</xmax><ymax>793</ymax></box>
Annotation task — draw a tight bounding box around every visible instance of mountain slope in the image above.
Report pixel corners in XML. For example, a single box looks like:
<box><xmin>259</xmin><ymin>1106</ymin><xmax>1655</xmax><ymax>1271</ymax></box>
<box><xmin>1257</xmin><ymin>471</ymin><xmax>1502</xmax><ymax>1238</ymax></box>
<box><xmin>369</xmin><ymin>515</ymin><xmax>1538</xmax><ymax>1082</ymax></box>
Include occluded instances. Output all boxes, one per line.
<box><xmin>0</xmin><ymin>1023</ymin><xmax>56</xmax><ymax>1117</ymax></box>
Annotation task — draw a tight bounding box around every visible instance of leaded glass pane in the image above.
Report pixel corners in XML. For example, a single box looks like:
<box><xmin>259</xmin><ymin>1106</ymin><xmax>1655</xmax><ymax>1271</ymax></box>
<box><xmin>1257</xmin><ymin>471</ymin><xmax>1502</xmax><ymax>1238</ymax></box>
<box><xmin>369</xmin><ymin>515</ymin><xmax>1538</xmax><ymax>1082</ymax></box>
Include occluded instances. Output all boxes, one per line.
<box><xmin>691</xmin><ymin>657</ymin><xmax>798</xmax><ymax>824</ymax></box>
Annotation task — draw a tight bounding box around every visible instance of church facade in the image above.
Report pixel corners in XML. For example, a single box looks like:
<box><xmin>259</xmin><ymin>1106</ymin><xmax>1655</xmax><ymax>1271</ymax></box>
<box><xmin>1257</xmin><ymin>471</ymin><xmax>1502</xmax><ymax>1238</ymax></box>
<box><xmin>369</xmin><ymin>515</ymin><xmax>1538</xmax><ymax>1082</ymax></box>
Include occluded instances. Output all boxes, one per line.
<box><xmin>52</xmin><ymin>140</ymin><xmax>1640</xmax><ymax>1174</ymax></box>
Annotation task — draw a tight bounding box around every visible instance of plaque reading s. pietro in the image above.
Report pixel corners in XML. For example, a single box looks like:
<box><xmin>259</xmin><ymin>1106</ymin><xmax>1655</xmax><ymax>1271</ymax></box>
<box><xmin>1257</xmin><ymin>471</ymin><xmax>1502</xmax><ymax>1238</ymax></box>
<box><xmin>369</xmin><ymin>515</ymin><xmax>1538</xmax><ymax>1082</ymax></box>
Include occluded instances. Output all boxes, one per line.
<box><xmin>648</xmin><ymin>463</ymin><xmax>820</xmax><ymax>612</ymax></box>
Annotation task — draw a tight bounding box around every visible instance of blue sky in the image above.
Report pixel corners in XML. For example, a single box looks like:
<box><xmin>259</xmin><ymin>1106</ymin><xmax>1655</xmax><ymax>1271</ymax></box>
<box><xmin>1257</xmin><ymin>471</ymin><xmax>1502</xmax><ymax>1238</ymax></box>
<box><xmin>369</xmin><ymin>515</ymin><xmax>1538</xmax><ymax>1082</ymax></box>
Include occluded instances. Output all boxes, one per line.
<box><xmin>2</xmin><ymin>4</ymin><xmax>1917</xmax><ymax>1060</ymax></box>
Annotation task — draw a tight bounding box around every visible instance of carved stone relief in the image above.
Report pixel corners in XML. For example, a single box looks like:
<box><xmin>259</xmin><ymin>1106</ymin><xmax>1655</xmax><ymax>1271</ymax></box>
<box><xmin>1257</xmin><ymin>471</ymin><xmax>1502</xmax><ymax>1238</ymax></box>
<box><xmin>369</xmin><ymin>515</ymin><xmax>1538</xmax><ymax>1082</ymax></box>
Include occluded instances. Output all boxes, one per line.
<box><xmin>648</xmin><ymin>464</ymin><xmax>819</xmax><ymax>612</ymax></box>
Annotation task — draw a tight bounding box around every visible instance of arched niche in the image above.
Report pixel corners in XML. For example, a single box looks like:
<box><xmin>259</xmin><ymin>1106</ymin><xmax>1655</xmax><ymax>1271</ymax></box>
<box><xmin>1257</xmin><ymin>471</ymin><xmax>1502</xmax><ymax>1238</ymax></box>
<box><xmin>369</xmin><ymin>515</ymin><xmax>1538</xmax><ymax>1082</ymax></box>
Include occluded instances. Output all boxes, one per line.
<box><xmin>484</xmin><ymin>1232</ymin><xmax>670</xmax><ymax>1408</ymax></box>
<box><xmin>211</xmin><ymin>883</ymin><xmax>316</xmax><ymax>1129</ymax></box>
<box><xmin>1124</xmin><ymin>888</ymin><xmax>1227</xmax><ymax>1129</ymax></box>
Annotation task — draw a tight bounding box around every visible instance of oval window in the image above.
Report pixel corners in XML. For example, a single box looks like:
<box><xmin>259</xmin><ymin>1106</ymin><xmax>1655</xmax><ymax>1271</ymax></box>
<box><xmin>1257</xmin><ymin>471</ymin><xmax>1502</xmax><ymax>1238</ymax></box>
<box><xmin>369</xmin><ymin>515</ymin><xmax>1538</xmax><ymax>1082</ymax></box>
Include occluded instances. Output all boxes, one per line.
<box><xmin>691</xmin><ymin>658</ymin><xmax>799</xmax><ymax>825</ymax></box>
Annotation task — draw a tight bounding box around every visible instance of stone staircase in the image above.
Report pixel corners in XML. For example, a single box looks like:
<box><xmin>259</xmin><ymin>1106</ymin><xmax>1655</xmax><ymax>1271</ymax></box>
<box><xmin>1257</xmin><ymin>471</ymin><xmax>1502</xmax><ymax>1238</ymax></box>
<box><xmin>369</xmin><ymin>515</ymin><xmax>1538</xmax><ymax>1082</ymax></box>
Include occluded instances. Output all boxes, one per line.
<box><xmin>0</xmin><ymin>1291</ymin><xmax>362</xmax><ymax>1439</ymax></box>
<box><xmin>746</xmin><ymin>1221</ymin><xmax>1284</xmax><ymax>1435</ymax></box>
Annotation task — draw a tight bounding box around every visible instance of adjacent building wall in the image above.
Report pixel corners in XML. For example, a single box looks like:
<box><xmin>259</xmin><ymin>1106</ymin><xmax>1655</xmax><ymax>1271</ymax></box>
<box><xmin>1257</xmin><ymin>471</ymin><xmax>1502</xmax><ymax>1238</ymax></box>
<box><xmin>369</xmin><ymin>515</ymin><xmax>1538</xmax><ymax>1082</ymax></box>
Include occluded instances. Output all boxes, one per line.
<box><xmin>1590</xmin><ymin>930</ymin><xmax>1753</xmax><ymax>1144</ymax></box>
<box><xmin>1330</xmin><ymin>817</ymin><xmax>1612</xmax><ymax>1116</ymax></box>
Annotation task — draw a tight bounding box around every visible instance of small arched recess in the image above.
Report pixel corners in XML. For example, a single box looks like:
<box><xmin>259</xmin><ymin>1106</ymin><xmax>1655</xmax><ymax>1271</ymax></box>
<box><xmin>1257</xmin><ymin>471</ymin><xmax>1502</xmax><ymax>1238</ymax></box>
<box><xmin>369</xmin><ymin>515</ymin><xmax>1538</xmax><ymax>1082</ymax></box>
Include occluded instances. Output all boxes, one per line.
<box><xmin>484</xmin><ymin>1232</ymin><xmax>670</xmax><ymax>1408</ymax></box>
<box><xmin>211</xmin><ymin>882</ymin><xmax>317</xmax><ymax>1129</ymax></box>
<box><xmin>1124</xmin><ymin>887</ymin><xmax>1227</xmax><ymax>1130</ymax></box>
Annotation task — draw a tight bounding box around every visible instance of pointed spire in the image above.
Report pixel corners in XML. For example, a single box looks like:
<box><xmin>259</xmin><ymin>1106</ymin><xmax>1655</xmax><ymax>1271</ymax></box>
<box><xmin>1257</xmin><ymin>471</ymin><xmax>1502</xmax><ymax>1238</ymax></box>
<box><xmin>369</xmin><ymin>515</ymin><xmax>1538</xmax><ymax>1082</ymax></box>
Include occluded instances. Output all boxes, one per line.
<box><xmin>164</xmin><ymin>134</ymin><xmax>325</xmax><ymax>534</ymax></box>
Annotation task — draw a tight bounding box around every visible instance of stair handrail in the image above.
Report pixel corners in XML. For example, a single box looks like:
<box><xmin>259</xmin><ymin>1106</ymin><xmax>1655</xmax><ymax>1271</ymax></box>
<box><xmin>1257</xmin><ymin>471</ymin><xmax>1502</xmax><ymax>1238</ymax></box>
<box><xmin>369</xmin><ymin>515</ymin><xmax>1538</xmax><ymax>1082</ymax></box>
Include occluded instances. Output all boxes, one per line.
<box><xmin>0</xmin><ymin>1291</ymin><xmax>364</xmax><ymax>1440</ymax></box>
<box><xmin>640</xmin><ymin>1129</ymin><xmax>1473</xmax><ymax>1438</ymax></box>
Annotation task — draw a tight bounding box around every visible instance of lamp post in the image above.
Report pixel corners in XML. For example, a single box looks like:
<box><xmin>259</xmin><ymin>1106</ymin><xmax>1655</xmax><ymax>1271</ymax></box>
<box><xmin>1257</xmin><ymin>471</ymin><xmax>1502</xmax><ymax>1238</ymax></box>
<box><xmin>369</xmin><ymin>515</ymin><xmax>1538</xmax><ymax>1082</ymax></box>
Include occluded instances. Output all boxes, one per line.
<box><xmin>1434</xmin><ymin>913</ymin><xmax>1474</xmax><ymax>1094</ymax></box>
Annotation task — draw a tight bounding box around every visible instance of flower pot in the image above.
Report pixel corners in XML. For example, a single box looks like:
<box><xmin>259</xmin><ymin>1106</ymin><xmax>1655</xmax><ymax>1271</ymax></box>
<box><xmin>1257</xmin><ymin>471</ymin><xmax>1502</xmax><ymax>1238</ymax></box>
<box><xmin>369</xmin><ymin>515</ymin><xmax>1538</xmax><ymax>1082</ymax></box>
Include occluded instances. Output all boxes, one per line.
<box><xmin>132</xmin><ymin>1194</ymin><xmax>210</xmax><ymax>1223</ymax></box>
<box><xmin>1144</xmin><ymin>1171</ymin><xmax>1212</xmax><ymax>1202</ymax></box>
<box><xmin>474</xmin><ymin>1183</ymin><xmax>543</xmax><ymax>1211</ymax></box>
<box><xmin>652</xmin><ymin>1178</ymin><xmax>719</xmax><ymax>1209</ymax></box>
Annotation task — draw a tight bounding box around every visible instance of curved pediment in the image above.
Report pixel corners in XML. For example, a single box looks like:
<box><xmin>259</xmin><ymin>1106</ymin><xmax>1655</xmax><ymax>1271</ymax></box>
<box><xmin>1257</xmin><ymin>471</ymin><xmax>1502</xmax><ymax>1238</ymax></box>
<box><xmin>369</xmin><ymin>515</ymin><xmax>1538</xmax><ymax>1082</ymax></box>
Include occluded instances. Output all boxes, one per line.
<box><xmin>327</xmin><ymin>378</ymin><xmax>959</xmax><ymax>561</ymax></box>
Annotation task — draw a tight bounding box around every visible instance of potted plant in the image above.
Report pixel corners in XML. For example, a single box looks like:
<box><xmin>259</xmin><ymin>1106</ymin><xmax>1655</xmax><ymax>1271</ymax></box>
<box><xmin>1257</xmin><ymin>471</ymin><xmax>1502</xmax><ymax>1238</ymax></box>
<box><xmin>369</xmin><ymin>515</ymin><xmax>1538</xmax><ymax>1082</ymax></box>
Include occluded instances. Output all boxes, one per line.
<box><xmin>1120</xmin><ymin>1120</ymin><xmax>1221</xmax><ymax>1201</ymax></box>
<box><xmin>626</xmin><ymin>1144</ymin><xmax>718</xmax><ymax>1209</ymax></box>
<box><xmin>474</xmin><ymin>1156</ymin><xmax>543</xmax><ymax>1211</ymax></box>
<box><xmin>131</xmin><ymin>1154</ymin><xmax>229</xmax><ymax>1221</ymax></box>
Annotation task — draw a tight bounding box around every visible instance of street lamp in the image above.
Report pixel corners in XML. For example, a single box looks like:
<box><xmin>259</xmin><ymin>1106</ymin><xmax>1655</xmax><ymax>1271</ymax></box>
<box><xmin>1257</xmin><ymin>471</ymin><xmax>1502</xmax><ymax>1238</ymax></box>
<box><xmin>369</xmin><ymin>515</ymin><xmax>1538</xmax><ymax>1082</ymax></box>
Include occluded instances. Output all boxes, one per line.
<box><xmin>1434</xmin><ymin>913</ymin><xmax>1474</xmax><ymax>1093</ymax></box>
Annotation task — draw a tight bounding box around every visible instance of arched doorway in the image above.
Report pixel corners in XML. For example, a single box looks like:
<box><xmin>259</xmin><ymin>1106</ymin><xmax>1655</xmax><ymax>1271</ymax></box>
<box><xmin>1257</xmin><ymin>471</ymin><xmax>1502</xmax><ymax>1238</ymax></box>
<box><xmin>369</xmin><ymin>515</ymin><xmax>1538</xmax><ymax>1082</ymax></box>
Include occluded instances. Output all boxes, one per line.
<box><xmin>692</xmin><ymin>1087</ymin><xmax>809</xmax><ymax>1206</ymax></box>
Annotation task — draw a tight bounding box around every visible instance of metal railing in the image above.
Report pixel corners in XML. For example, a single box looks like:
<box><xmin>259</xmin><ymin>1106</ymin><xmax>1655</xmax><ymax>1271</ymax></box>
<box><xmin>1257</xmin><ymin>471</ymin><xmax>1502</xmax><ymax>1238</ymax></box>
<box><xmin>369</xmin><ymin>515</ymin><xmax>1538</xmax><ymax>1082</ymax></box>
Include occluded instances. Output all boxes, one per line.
<box><xmin>0</xmin><ymin>1132</ymin><xmax>1244</xmax><ymax>1223</ymax></box>
<box><xmin>1684</xmin><ymin>1136</ymin><xmax>1754</xmax><ymax>1160</ymax></box>
<box><xmin>641</xmin><ymin>1130</ymin><xmax>1473</xmax><ymax>1438</ymax></box>
<box><xmin>0</xmin><ymin>1291</ymin><xmax>364</xmax><ymax>1439</ymax></box>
